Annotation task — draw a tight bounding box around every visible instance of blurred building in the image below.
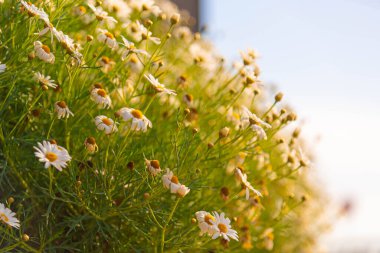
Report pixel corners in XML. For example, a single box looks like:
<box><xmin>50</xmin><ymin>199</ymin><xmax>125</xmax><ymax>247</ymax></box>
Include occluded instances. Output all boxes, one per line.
<box><xmin>171</xmin><ymin>0</ymin><xmax>200</xmax><ymax>31</ymax></box>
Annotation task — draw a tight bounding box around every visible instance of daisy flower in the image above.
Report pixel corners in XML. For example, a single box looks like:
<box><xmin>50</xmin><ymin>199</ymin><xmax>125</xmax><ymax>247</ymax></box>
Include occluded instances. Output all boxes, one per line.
<box><xmin>97</xmin><ymin>56</ymin><xmax>115</xmax><ymax>73</ymax></box>
<box><xmin>90</xmin><ymin>87</ymin><xmax>112</xmax><ymax>108</ymax></box>
<box><xmin>116</xmin><ymin>107</ymin><xmax>152</xmax><ymax>132</ymax></box>
<box><xmin>97</xmin><ymin>29</ymin><xmax>118</xmax><ymax>49</ymax></box>
<box><xmin>235</xmin><ymin>168</ymin><xmax>262</xmax><ymax>200</ymax></box>
<box><xmin>145</xmin><ymin>159</ymin><xmax>162</xmax><ymax>176</ymax></box>
<box><xmin>241</xmin><ymin>106</ymin><xmax>271</xmax><ymax>129</ymax></box>
<box><xmin>250</xmin><ymin>124</ymin><xmax>268</xmax><ymax>140</ymax></box>
<box><xmin>34</xmin><ymin>141</ymin><xmax>72</xmax><ymax>171</ymax></box>
<box><xmin>34</xmin><ymin>41</ymin><xmax>55</xmax><ymax>64</ymax></box>
<box><xmin>54</xmin><ymin>30</ymin><xmax>83</xmax><ymax>60</ymax></box>
<box><xmin>0</xmin><ymin>203</ymin><xmax>20</xmax><ymax>229</ymax></box>
<box><xmin>162</xmin><ymin>169</ymin><xmax>181</xmax><ymax>193</ymax></box>
<box><xmin>87</xmin><ymin>3</ymin><xmax>117</xmax><ymax>26</ymax></box>
<box><xmin>103</xmin><ymin>0</ymin><xmax>131</xmax><ymax>21</ymax></box>
<box><xmin>145</xmin><ymin>74</ymin><xmax>177</xmax><ymax>95</ymax></box>
<box><xmin>54</xmin><ymin>101</ymin><xmax>74</xmax><ymax>119</ymax></box>
<box><xmin>20</xmin><ymin>0</ymin><xmax>49</xmax><ymax>23</ymax></box>
<box><xmin>130</xmin><ymin>0</ymin><xmax>155</xmax><ymax>11</ymax></box>
<box><xmin>210</xmin><ymin>212</ymin><xmax>239</xmax><ymax>241</ymax></box>
<box><xmin>84</xmin><ymin>137</ymin><xmax>98</xmax><ymax>153</ymax></box>
<box><xmin>34</xmin><ymin>72</ymin><xmax>57</xmax><ymax>89</ymax></box>
<box><xmin>94</xmin><ymin>115</ymin><xmax>118</xmax><ymax>134</ymax></box>
<box><xmin>195</xmin><ymin>211</ymin><xmax>217</xmax><ymax>236</ymax></box>
<box><xmin>0</xmin><ymin>62</ymin><xmax>6</xmax><ymax>73</ymax></box>
<box><xmin>136</xmin><ymin>21</ymin><xmax>161</xmax><ymax>44</ymax></box>
<box><xmin>120</xmin><ymin>36</ymin><xmax>149</xmax><ymax>61</ymax></box>
<box><xmin>176</xmin><ymin>184</ymin><xmax>190</xmax><ymax>197</ymax></box>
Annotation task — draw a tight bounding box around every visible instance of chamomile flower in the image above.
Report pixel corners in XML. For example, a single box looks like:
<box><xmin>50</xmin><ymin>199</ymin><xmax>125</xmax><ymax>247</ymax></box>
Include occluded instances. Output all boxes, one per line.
<box><xmin>120</xmin><ymin>36</ymin><xmax>149</xmax><ymax>60</ymax></box>
<box><xmin>34</xmin><ymin>41</ymin><xmax>55</xmax><ymax>64</ymax></box>
<box><xmin>210</xmin><ymin>212</ymin><xmax>239</xmax><ymax>241</ymax></box>
<box><xmin>0</xmin><ymin>203</ymin><xmax>20</xmax><ymax>229</ymax></box>
<box><xmin>145</xmin><ymin>74</ymin><xmax>177</xmax><ymax>95</ymax></box>
<box><xmin>33</xmin><ymin>141</ymin><xmax>72</xmax><ymax>171</ymax></box>
<box><xmin>136</xmin><ymin>21</ymin><xmax>161</xmax><ymax>44</ymax></box>
<box><xmin>103</xmin><ymin>0</ymin><xmax>131</xmax><ymax>21</ymax></box>
<box><xmin>235</xmin><ymin>168</ymin><xmax>262</xmax><ymax>200</ymax></box>
<box><xmin>94</xmin><ymin>115</ymin><xmax>118</xmax><ymax>134</ymax></box>
<box><xmin>177</xmin><ymin>184</ymin><xmax>190</xmax><ymax>197</ymax></box>
<box><xmin>162</xmin><ymin>169</ymin><xmax>181</xmax><ymax>193</ymax></box>
<box><xmin>20</xmin><ymin>0</ymin><xmax>49</xmax><ymax>23</ymax></box>
<box><xmin>250</xmin><ymin>124</ymin><xmax>268</xmax><ymax>140</ymax></box>
<box><xmin>130</xmin><ymin>0</ymin><xmax>155</xmax><ymax>11</ymax></box>
<box><xmin>91</xmin><ymin>87</ymin><xmax>112</xmax><ymax>108</ymax></box>
<box><xmin>97</xmin><ymin>56</ymin><xmax>115</xmax><ymax>73</ymax></box>
<box><xmin>145</xmin><ymin>159</ymin><xmax>162</xmax><ymax>176</ymax></box>
<box><xmin>87</xmin><ymin>3</ymin><xmax>117</xmax><ymax>26</ymax></box>
<box><xmin>97</xmin><ymin>29</ymin><xmax>118</xmax><ymax>49</ymax></box>
<box><xmin>0</xmin><ymin>62</ymin><xmax>6</xmax><ymax>73</ymax></box>
<box><xmin>34</xmin><ymin>72</ymin><xmax>57</xmax><ymax>89</ymax></box>
<box><xmin>195</xmin><ymin>211</ymin><xmax>217</xmax><ymax>236</ymax></box>
<box><xmin>54</xmin><ymin>30</ymin><xmax>83</xmax><ymax>60</ymax></box>
<box><xmin>241</xmin><ymin>106</ymin><xmax>271</xmax><ymax>129</ymax></box>
<box><xmin>54</xmin><ymin>101</ymin><xmax>74</xmax><ymax>119</ymax></box>
<box><xmin>84</xmin><ymin>137</ymin><xmax>98</xmax><ymax>153</ymax></box>
<box><xmin>117</xmin><ymin>107</ymin><xmax>152</xmax><ymax>132</ymax></box>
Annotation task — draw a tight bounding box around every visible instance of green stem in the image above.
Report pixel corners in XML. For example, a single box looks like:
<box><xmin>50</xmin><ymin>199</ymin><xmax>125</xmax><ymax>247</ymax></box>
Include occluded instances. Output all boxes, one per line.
<box><xmin>160</xmin><ymin>198</ymin><xmax>181</xmax><ymax>253</ymax></box>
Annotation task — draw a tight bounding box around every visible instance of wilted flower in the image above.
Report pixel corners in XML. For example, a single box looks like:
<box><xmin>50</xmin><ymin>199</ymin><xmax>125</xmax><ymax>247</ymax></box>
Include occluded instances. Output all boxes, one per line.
<box><xmin>54</xmin><ymin>101</ymin><xmax>74</xmax><ymax>119</ymax></box>
<box><xmin>84</xmin><ymin>137</ymin><xmax>98</xmax><ymax>153</ymax></box>
<box><xmin>235</xmin><ymin>168</ymin><xmax>262</xmax><ymax>200</ymax></box>
<box><xmin>0</xmin><ymin>203</ymin><xmax>20</xmax><ymax>229</ymax></box>
<box><xmin>145</xmin><ymin>159</ymin><xmax>162</xmax><ymax>176</ymax></box>
<box><xmin>34</xmin><ymin>41</ymin><xmax>55</xmax><ymax>63</ymax></box>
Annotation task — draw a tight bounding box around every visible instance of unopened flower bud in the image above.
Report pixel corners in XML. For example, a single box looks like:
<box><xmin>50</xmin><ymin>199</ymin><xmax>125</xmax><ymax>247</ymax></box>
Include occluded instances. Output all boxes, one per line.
<box><xmin>7</xmin><ymin>197</ymin><xmax>14</xmax><ymax>204</ymax></box>
<box><xmin>170</xmin><ymin>13</ymin><xmax>180</xmax><ymax>25</ymax></box>
<box><xmin>207</xmin><ymin>142</ymin><xmax>214</xmax><ymax>149</ymax></box>
<box><xmin>275</xmin><ymin>92</ymin><xmax>284</xmax><ymax>102</ymax></box>
<box><xmin>127</xmin><ymin>161</ymin><xmax>134</xmax><ymax>170</ymax></box>
<box><xmin>158</xmin><ymin>13</ymin><xmax>167</xmax><ymax>20</ymax></box>
<box><xmin>219</xmin><ymin>127</ymin><xmax>230</xmax><ymax>138</ymax></box>
<box><xmin>145</xmin><ymin>19</ymin><xmax>153</xmax><ymax>27</ymax></box>
<box><xmin>22</xmin><ymin>234</ymin><xmax>30</xmax><ymax>242</ymax></box>
<box><xmin>192</xmin><ymin>128</ymin><xmax>199</xmax><ymax>134</ymax></box>
<box><xmin>143</xmin><ymin>192</ymin><xmax>150</xmax><ymax>199</ymax></box>
<box><xmin>28</xmin><ymin>52</ymin><xmax>35</xmax><ymax>60</ymax></box>
<box><xmin>191</xmin><ymin>218</ymin><xmax>197</xmax><ymax>224</ymax></box>
<box><xmin>86</xmin><ymin>35</ymin><xmax>93</xmax><ymax>42</ymax></box>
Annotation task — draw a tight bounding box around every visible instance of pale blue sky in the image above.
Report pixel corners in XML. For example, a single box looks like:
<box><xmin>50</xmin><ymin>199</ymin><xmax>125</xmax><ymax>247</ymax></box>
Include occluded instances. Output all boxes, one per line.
<box><xmin>201</xmin><ymin>0</ymin><xmax>380</xmax><ymax>246</ymax></box>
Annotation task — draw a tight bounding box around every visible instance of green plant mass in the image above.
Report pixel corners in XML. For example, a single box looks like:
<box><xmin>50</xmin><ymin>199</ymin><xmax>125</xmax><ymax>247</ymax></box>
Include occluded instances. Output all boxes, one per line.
<box><xmin>0</xmin><ymin>0</ymin><xmax>326</xmax><ymax>252</ymax></box>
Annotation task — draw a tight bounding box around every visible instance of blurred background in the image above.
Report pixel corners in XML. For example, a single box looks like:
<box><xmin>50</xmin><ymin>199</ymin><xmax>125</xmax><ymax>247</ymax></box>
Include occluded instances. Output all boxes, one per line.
<box><xmin>174</xmin><ymin>0</ymin><xmax>380</xmax><ymax>252</ymax></box>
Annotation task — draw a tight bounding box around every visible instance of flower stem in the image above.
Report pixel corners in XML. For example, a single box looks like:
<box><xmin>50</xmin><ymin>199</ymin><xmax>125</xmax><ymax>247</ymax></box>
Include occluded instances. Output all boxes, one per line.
<box><xmin>160</xmin><ymin>198</ymin><xmax>181</xmax><ymax>253</ymax></box>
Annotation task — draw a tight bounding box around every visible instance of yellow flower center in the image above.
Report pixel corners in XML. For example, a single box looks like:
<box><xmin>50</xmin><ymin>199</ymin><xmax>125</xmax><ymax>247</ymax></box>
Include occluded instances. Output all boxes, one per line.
<box><xmin>218</xmin><ymin>223</ymin><xmax>228</xmax><ymax>233</ymax></box>
<box><xmin>101</xmin><ymin>56</ymin><xmax>111</xmax><ymax>64</ymax></box>
<box><xmin>102</xmin><ymin>118</ymin><xmax>112</xmax><ymax>126</ymax></box>
<box><xmin>204</xmin><ymin>214</ymin><xmax>215</xmax><ymax>225</ymax></box>
<box><xmin>131</xmin><ymin>109</ymin><xmax>143</xmax><ymax>119</ymax></box>
<box><xmin>79</xmin><ymin>6</ymin><xmax>86</xmax><ymax>13</ymax></box>
<box><xmin>105</xmin><ymin>32</ymin><xmax>114</xmax><ymax>39</ymax></box>
<box><xmin>0</xmin><ymin>213</ymin><xmax>9</xmax><ymax>222</ymax></box>
<box><xmin>185</xmin><ymin>94</ymin><xmax>193</xmax><ymax>102</ymax></box>
<box><xmin>150</xmin><ymin>160</ymin><xmax>160</xmax><ymax>169</ymax></box>
<box><xmin>171</xmin><ymin>176</ymin><xmax>179</xmax><ymax>184</ymax></box>
<box><xmin>45</xmin><ymin>152</ymin><xmax>58</xmax><ymax>162</ymax></box>
<box><xmin>41</xmin><ymin>45</ymin><xmax>51</xmax><ymax>54</ymax></box>
<box><xmin>97</xmin><ymin>89</ymin><xmax>107</xmax><ymax>97</ymax></box>
<box><xmin>57</xmin><ymin>101</ymin><xmax>67</xmax><ymax>108</ymax></box>
<box><xmin>86</xmin><ymin>137</ymin><xmax>96</xmax><ymax>145</ymax></box>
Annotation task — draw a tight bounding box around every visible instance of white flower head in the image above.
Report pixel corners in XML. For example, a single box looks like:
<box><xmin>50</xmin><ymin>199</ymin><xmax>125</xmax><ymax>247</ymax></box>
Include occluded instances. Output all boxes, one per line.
<box><xmin>210</xmin><ymin>211</ymin><xmax>239</xmax><ymax>241</ymax></box>
<box><xmin>94</xmin><ymin>115</ymin><xmax>118</xmax><ymax>134</ymax></box>
<box><xmin>0</xmin><ymin>63</ymin><xmax>6</xmax><ymax>73</ymax></box>
<box><xmin>241</xmin><ymin>106</ymin><xmax>271</xmax><ymax>128</ymax></box>
<box><xmin>34</xmin><ymin>72</ymin><xmax>57</xmax><ymax>89</ymax></box>
<box><xmin>20</xmin><ymin>0</ymin><xmax>49</xmax><ymax>23</ymax></box>
<box><xmin>162</xmin><ymin>169</ymin><xmax>181</xmax><ymax>193</ymax></box>
<box><xmin>91</xmin><ymin>87</ymin><xmax>112</xmax><ymax>108</ymax></box>
<box><xmin>177</xmin><ymin>184</ymin><xmax>190</xmax><ymax>197</ymax></box>
<box><xmin>34</xmin><ymin>141</ymin><xmax>72</xmax><ymax>171</ymax></box>
<box><xmin>120</xmin><ymin>36</ymin><xmax>150</xmax><ymax>60</ymax></box>
<box><xmin>97</xmin><ymin>56</ymin><xmax>115</xmax><ymax>73</ymax></box>
<box><xmin>103</xmin><ymin>0</ymin><xmax>131</xmax><ymax>21</ymax></box>
<box><xmin>195</xmin><ymin>211</ymin><xmax>217</xmax><ymax>236</ymax></box>
<box><xmin>136</xmin><ymin>21</ymin><xmax>161</xmax><ymax>44</ymax></box>
<box><xmin>97</xmin><ymin>29</ymin><xmax>118</xmax><ymax>49</ymax></box>
<box><xmin>145</xmin><ymin>159</ymin><xmax>162</xmax><ymax>176</ymax></box>
<box><xmin>117</xmin><ymin>107</ymin><xmax>152</xmax><ymax>132</ymax></box>
<box><xmin>87</xmin><ymin>3</ymin><xmax>117</xmax><ymax>26</ymax></box>
<box><xmin>0</xmin><ymin>203</ymin><xmax>20</xmax><ymax>229</ymax></box>
<box><xmin>235</xmin><ymin>168</ymin><xmax>262</xmax><ymax>200</ymax></box>
<box><xmin>54</xmin><ymin>101</ymin><xmax>74</xmax><ymax>119</ymax></box>
<box><xmin>34</xmin><ymin>41</ymin><xmax>55</xmax><ymax>64</ymax></box>
<box><xmin>250</xmin><ymin>124</ymin><xmax>267</xmax><ymax>140</ymax></box>
<box><xmin>145</xmin><ymin>74</ymin><xmax>177</xmax><ymax>96</ymax></box>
